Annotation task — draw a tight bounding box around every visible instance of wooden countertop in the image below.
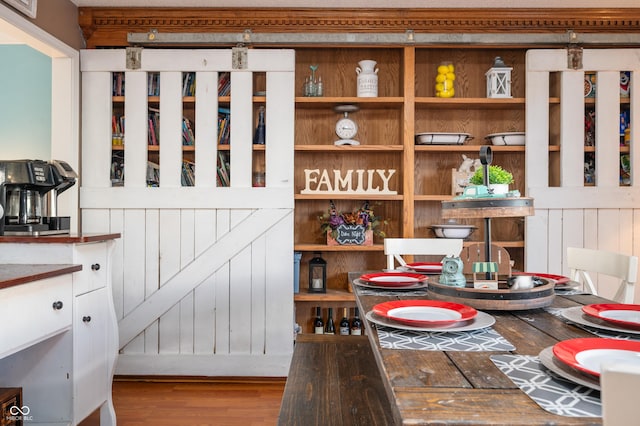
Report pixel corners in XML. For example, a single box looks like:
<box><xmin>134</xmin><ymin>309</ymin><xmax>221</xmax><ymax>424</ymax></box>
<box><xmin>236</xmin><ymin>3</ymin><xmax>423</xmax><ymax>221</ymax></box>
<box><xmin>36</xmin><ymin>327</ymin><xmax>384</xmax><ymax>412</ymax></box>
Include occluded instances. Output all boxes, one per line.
<box><xmin>352</xmin><ymin>276</ymin><xmax>605</xmax><ymax>425</ymax></box>
<box><xmin>0</xmin><ymin>264</ymin><xmax>82</xmax><ymax>290</ymax></box>
<box><xmin>0</xmin><ymin>233</ymin><xmax>120</xmax><ymax>244</ymax></box>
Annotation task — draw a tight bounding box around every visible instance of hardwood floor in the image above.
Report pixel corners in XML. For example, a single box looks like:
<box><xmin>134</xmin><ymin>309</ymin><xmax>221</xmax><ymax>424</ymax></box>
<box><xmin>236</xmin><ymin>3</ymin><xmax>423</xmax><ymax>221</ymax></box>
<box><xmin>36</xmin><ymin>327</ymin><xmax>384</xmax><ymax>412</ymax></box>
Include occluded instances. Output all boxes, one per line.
<box><xmin>79</xmin><ymin>377</ymin><xmax>286</xmax><ymax>426</ymax></box>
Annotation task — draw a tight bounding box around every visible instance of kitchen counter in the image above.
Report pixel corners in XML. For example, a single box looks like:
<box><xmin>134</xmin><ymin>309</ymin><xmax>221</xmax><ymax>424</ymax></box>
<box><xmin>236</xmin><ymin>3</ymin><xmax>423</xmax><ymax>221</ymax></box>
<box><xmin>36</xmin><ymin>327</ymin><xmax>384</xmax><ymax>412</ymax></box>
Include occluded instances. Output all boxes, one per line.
<box><xmin>0</xmin><ymin>264</ymin><xmax>82</xmax><ymax>290</ymax></box>
<box><xmin>0</xmin><ymin>233</ymin><xmax>120</xmax><ymax>244</ymax></box>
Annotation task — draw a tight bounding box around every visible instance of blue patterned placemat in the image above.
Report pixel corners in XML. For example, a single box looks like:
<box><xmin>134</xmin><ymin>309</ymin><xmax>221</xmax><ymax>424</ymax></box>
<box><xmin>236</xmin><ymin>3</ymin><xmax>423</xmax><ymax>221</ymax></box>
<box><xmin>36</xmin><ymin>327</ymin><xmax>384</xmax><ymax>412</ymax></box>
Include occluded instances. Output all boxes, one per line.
<box><xmin>491</xmin><ymin>354</ymin><xmax>601</xmax><ymax>418</ymax></box>
<box><xmin>375</xmin><ymin>326</ymin><xmax>515</xmax><ymax>351</ymax></box>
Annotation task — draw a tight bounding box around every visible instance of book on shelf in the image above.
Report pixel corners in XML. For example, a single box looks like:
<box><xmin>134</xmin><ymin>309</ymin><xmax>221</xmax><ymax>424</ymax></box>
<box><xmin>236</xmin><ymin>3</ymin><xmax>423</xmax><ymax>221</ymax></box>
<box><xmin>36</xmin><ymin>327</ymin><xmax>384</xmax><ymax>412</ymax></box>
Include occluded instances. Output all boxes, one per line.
<box><xmin>148</xmin><ymin>72</ymin><xmax>160</xmax><ymax>96</ymax></box>
<box><xmin>217</xmin><ymin>151</ymin><xmax>230</xmax><ymax>187</ymax></box>
<box><xmin>218</xmin><ymin>72</ymin><xmax>230</xmax><ymax>96</ymax></box>
<box><xmin>182</xmin><ymin>118</ymin><xmax>195</xmax><ymax>146</ymax></box>
<box><xmin>181</xmin><ymin>160</ymin><xmax>195</xmax><ymax>186</ymax></box>
<box><xmin>218</xmin><ymin>107</ymin><xmax>230</xmax><ymax>145</ymax></box>
<box><xmin>112</xmin><ymin>72</ymin><xmax>125</xmax><ymax>96</ymax></box>
<box><xmin>148</xmin><ymin>107</ymin><xmax>160</xmax><ymax>146</ymax></box>
<box><xmin>182</xmin><ymin>72</ymin><xmax>196</xmax><ymax>97</ymax></box>
<box><xmin>111</xmin><ymin>151</ymin><xmax>125</xmax><ymax>186</ymax></box>
<box><xmin>147</xmin><ymin>161</ymin><xmax>160</xmax><ymax>187</ymax></box>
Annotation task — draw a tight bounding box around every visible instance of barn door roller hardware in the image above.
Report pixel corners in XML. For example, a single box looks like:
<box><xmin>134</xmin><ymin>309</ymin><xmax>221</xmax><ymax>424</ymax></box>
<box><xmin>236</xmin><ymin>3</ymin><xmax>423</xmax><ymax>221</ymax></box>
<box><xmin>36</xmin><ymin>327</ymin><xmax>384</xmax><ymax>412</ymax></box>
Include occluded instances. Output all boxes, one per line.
<box><xmin>127</xmin><ymin>29</ymin><xmax>640</xmax><ymax>47</ymax></box>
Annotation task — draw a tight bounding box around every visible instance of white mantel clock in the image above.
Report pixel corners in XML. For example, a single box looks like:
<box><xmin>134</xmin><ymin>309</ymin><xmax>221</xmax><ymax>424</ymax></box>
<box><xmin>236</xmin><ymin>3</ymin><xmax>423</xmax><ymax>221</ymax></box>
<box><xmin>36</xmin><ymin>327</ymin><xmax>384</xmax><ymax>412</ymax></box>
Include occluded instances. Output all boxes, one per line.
<box><xmin>334</xmin><ymin>104</ymin><xmax>360</xmax><ymax>146</ymax></box>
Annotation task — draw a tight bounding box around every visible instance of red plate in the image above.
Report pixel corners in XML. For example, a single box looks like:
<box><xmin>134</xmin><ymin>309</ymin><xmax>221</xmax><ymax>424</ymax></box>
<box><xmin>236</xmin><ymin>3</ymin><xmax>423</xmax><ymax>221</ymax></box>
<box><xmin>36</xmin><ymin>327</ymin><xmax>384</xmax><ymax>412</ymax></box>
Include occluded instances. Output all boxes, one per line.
<box><xmin>582</xmin><ymin>304</ymin><xmax>640</xmax><ymax>329</ymax></box>
<box><xmin>359</xmin><ymin>272</ymin><xmax>428</xmax><ymax>287</ymax></box>
<box><xmin>405</xmin><ymin>262</ymin><xmax>442</xmax><ymax>273</ymax></box>
<box><xmin>512</xmin><ymin>272</ymin><xmax>570</xmax><ymax>285</ymax></box>
<box><xmin>372</xmin><ymin>299</ymin><xmax>477</xmax><ymax>326</ymax></box>
<box><xmin>553</xmin><ymin>337</ymin><xmax>640</xmax><ymax>377</ymax></box>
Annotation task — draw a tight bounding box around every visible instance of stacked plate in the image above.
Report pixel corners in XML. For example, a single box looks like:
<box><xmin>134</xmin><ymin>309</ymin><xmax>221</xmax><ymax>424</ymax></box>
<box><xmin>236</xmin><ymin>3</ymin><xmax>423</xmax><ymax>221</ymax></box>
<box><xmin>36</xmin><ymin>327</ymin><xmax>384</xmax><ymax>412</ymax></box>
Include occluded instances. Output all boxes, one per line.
<box><xmin>353</xmin><ymin>272</ymin><xmax>429</xmax><ymax>290</ymax></box>
<box><xmin>540</xmin><ymin>337</ymin><xmax>640</xmax><ymax>390</ymax></box>
<box><xmin>403</xmin><ymin>262</ymin><xmax>442</xmax><ymax>274</ymax></box>
<box><xmin>541</xmin><ymin>303</ymin><xmax>640</xmax><ymax>390</ymax></box>
<box><xmin>561</xmin><ymin>303</ymin><xmax>640</xmax><ymax>334</ymax></box>
<box><xmin>365</xmin><ymin>299</ymin><xmax>495</xmax><ymax>332</ymax></box>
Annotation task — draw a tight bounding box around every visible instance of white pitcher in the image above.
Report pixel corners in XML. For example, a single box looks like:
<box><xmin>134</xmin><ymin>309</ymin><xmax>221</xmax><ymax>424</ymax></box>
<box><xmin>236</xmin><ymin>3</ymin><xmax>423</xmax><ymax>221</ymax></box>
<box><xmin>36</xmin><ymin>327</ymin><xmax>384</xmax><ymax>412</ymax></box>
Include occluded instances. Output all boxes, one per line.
<box><xmin>356</xmin><ymin>60</ymin><xmax>379</xmax><ymax>97</ymax></box>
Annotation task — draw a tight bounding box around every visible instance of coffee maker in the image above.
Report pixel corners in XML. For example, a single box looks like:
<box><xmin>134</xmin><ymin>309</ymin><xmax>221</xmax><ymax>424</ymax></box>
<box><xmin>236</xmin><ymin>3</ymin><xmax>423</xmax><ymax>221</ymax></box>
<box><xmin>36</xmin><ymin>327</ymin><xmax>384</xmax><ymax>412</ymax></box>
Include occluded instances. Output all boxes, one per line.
<box><xmin>0</xmin><ymin>159</ymin><xmax>77</xmax><ymax>236</ymax></box>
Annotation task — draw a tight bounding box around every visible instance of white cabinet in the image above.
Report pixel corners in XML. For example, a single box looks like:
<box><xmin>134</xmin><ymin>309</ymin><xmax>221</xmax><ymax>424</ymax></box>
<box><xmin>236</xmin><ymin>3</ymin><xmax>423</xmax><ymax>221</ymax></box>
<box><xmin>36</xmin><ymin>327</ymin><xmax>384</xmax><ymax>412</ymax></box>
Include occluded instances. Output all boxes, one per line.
<box><xmin>0</xmin><ymin>236</ymin><xmax>119</xmax><ymax>425</ymax></box>
<box><xmin>74</xmin><ymin>286</ymin><xmax>109</xmax><ymax>422</ymax></box>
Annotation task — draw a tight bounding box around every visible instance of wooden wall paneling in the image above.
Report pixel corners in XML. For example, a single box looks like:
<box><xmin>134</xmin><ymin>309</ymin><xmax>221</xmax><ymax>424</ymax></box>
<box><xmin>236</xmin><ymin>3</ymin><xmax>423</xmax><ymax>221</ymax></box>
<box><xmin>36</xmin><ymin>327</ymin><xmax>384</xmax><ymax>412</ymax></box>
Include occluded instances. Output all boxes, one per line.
<box><xmin>122</xmin><ymin>209</ymin><xmax>146</xmax><ymax>354</ymax></box>
<box><xmin>159</xmin><ymin>72</ymin><xmax>184</xmax><ymax>188</ymax></box>
<box><xmin>144</xmin><ymin>209</ymin><xmax>160</xmax><ymax>354</ymax></box>
<box><xmin>264</xmin><ymin>211</ymin><xmax>295</xmax><ymax>354</ymax></box>
<box><xmin>80</xmin><ymin>70</ymin><xmax>111</xmax><ymax>188</ymax></box>
<box><xmin>560</xmin><ymin>208</ymin><xmax>585</xmax><ymax>278</ymax></box>
<box><xmin>193</xmin><ymin>209</ymin><xmax>216</xmax><ymax>354</ymax></box>
<box><xmin>266</xmin><ymin>69</ymin><xmax>295</xmax><ymax>189</ymax></box>
<box><xmin>214</xmin><ymin>209</ymin><xmax>231</xmax><ymax>355</ymax></box>
<box><xmin>159</xmin><ymin>209</ymin><xmax>182</xmax><ymax>354</ymax></box>
<box><xmin>179</xmin><ymin>209</ymin><xmax>196</xmax><ymax>354</ymax></box>
<box><xmin>194</xmin><ymin>71</ymin><xmax>218</xmax><ymax>188</ymax></box>
<box><xmin>124</xmin><ymin>71</ymin><xmax>148</xmax><ymax>188</ymax></box>
<box><xmin>229</xmin><ymin>209</ymin><xmax>253</xmax><ymax>354</ymax></box>
<box><xmin>230</xmin><ymin>72</ymin><xmax>253</xmax><ymax>188</ymax></box>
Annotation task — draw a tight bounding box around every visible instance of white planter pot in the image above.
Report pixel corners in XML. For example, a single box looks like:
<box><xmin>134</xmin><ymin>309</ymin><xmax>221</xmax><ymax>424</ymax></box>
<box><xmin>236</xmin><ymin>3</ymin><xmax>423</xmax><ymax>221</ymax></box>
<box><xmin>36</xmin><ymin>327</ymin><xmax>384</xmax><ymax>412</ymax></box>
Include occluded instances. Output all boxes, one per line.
<box><xmin>489</xmin><ymin>183</ymin><xmax>509</xmax><ymax>195</ymax></box>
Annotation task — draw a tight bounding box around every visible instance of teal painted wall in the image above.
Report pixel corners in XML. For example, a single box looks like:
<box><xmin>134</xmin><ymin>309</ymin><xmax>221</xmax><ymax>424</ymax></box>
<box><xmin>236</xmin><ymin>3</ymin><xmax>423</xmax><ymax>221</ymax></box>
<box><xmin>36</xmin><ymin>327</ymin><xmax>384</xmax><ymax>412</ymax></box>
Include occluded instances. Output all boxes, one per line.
<box><xmin>0</xmin><ymin>44</ymin><xmax>52</xmax><ymax>160</ymax></box>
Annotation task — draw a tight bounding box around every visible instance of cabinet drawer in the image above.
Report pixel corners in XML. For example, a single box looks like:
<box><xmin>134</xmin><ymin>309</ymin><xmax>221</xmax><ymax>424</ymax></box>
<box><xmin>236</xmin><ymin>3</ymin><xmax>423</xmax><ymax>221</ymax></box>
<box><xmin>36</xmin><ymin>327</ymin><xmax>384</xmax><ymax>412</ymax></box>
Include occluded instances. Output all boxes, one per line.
<box><xmin>74</xmin><ymin>242</ymin><xmax>108</xmax><ymax>295</ymax></box>
<box><xmin>0</xmin><ymin>276</ymin><xmax>72</xmax><ymax>359</ymax></box>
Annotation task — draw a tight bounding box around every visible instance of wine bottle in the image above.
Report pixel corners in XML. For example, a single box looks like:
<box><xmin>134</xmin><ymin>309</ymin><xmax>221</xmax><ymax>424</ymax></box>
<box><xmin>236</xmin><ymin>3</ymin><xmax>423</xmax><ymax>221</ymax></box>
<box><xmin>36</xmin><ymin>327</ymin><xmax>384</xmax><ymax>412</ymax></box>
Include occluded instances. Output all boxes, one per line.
<box><xmin>339</xmin><ymin>307</ymin><xmax>350</xmax><ymax>335</ymax></box>
<box><xmin>350</xmin><ymin>307</ymin><xmax>363</xmax><ymax>336</ymax></box>
<box><xmin>314</xmin><ymin>306</ymin><xmax>324</xmax><ymax>334</ymax></box>
<box><xmin>325</xmin><ymin>307</ymin><xmax>336</xmax><ymax>334</ymax></box>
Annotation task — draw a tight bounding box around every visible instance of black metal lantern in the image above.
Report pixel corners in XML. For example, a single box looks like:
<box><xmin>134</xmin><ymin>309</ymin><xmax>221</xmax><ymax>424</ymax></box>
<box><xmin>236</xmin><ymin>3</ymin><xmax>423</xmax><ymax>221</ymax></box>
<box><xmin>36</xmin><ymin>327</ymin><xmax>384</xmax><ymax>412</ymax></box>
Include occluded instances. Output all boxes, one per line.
<box><xmin>308</xmin><ymin>252</ymin><xmax>327</xmax><ymax>293</ymax></box>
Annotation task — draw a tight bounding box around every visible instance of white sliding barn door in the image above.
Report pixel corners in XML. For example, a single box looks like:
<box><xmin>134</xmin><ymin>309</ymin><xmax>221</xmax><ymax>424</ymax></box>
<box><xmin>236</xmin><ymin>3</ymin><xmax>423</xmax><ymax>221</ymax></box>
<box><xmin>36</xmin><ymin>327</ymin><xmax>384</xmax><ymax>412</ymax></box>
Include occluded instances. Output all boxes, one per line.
<box><xmin>526</xmin><ymin>49</ymin><xmax>640</xmax><ymax>302</ymax></box>
<box><xmin>80</xmin><ymin>49</ymin><xmax>295</xmax><ymax>376</ymax></box>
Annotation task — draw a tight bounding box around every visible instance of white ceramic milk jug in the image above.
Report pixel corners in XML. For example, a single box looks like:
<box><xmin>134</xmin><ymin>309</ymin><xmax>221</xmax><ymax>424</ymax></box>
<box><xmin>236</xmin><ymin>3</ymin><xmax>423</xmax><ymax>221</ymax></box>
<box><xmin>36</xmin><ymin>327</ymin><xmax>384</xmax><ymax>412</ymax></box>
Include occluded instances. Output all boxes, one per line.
<box><xmin>356</xmin><ymin>60</ymin><xmax>379</xmax><ymax>97</ymax></box>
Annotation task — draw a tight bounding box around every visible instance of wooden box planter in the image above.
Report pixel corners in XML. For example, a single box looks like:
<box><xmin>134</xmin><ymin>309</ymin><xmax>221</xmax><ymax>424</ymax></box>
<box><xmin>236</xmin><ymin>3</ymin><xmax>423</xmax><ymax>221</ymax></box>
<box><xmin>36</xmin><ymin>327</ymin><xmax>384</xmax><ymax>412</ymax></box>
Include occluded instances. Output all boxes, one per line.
<box><xmin>327</xmin><ymin>224</ymin><xmax>373</xmax><ymax>246</ymax></box>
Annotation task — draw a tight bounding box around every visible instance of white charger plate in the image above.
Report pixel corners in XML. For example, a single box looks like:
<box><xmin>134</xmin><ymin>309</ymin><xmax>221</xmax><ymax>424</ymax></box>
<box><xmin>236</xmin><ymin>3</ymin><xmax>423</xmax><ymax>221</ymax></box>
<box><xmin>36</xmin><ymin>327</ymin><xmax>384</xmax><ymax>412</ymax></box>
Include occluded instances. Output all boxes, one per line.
<box><xmin>365</xmin><ymin>309</ymin><xmax>495</xmax><ymax>332</ymax></box>
<box><xmin>561</xmin><ymin>306</ymin><xmax>640</xmax><ymax>335</ymax></box>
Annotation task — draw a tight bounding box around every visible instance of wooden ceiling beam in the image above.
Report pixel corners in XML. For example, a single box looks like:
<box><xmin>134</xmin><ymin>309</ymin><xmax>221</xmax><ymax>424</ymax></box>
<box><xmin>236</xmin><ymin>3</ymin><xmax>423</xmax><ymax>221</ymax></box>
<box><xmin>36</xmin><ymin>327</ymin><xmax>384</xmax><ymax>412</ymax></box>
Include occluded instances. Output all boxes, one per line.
<box><xmin>79</xmin><ymin>7</ymin><xmax>640</xmax><ymax>48</ymax></box>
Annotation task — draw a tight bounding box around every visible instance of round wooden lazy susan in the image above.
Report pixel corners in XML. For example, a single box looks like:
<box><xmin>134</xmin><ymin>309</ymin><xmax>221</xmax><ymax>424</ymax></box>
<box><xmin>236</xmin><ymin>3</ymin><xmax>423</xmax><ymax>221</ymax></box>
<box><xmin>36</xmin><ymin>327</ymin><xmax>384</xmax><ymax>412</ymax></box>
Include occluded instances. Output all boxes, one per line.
<box><xmin>427</xmin><ymin>277</ymin><xmax>555</xmax><ymax>311</ymax></box>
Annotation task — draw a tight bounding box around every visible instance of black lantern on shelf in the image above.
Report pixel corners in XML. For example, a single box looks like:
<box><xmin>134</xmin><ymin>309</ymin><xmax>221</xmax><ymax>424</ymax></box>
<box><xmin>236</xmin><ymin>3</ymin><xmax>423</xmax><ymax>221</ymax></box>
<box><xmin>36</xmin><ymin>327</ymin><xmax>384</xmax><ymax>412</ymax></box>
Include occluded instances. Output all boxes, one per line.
<box><xmin>308</xmin><ymin>252</ymin><xmax>327</xmax><ymax>293</ymax></box>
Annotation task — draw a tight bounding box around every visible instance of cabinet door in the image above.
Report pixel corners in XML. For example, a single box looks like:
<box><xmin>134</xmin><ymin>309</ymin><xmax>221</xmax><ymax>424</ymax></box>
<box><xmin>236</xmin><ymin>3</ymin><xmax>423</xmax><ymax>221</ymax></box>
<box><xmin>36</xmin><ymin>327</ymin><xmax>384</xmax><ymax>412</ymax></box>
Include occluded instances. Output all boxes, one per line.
<box><xmin>73</xmin><ymin>287</ymin><xmax>108</xmax><ymax>422</ymax></box>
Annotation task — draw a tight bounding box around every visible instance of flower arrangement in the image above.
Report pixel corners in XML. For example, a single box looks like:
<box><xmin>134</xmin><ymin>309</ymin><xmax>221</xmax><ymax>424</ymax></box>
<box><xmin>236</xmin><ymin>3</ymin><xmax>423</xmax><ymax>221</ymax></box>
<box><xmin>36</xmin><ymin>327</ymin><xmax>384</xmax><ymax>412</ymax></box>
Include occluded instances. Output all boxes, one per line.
<box><xmin>319</xmin><ymin>200</ymin><xmax>386</xmax><ymax>241</ymax></box>
<box><xmin>469</xmin><ymin>165</ymin><xmax>514</xmax><ymax>185</ymax></box>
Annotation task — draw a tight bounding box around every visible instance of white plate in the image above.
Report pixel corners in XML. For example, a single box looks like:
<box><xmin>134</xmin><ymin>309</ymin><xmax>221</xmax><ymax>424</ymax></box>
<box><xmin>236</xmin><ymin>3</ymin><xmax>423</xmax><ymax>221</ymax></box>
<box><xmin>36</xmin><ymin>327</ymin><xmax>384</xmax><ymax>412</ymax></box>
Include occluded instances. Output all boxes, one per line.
<box><xmin>561</xmin><ymin>306</ymin><xmax>640</xmax><ymax>335</ymax></box>
<box><xmin>365</xmin><ymin>309</ymin><xmax>495</xmax><ymax>332</ymax></box>
<box><xmin>415</xmin><ymin>132</ymin><xmax>473</xmax><ymax>145</ymax></box>
<box><xmin>390</xmin><ymin>306</ymin><xmax>462</xmax><ymax>321</ymax></box>
<box><xmin>577</xmin><ymin>348</ymin><xmax>640</xmax><ymax>375</ymax></box>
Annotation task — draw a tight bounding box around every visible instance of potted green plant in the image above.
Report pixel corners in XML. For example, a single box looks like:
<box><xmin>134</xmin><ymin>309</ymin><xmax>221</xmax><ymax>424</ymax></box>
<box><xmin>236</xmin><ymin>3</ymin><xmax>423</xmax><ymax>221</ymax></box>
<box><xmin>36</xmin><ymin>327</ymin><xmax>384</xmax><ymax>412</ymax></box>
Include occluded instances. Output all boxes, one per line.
<box><xmin>469</xmin><ymin>165</ymin><xmax>514</xmax><ymax>194</ymax></box>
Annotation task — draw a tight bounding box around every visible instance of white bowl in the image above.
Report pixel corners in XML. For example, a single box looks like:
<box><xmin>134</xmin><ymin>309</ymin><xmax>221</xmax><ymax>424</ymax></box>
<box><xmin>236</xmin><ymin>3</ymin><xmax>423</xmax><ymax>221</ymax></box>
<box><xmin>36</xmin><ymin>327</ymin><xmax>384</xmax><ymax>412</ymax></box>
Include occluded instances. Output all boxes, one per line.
<box><xmin>485</xmin><ymin>132</ymin><xmax>525</xmax><ymax>146</ymax></box>
<box><xmin>430</xmin><ymin>224</ymin><xmax>477</xmax><ymax>239</ymax></box>
<box><xmin>415</xmin><ymin>132</ymin><xmax>473</xmax><ymax>145</ymax></box>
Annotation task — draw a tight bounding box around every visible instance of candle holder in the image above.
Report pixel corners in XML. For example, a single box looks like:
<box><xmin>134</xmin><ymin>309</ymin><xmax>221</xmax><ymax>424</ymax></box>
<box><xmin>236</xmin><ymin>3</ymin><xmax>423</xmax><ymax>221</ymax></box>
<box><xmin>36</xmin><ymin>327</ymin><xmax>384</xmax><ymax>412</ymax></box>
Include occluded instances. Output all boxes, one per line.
<box><xmin>486</xmin><ymin>56</ymin><xmax>512</xmax><ymax>98</ymax></box>
<box><xmin>308</xmin><ymin>252</ymin><xmax>327</xmax><ymax>293</ymax></box>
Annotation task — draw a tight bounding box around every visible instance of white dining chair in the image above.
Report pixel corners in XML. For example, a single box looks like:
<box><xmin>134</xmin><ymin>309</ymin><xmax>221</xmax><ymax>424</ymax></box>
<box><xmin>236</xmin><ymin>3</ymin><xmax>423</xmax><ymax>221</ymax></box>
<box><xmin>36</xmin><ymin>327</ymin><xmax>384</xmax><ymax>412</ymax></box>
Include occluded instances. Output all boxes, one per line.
<box><xmin>383</xmin><ymin>238</ymin><xmax>463</xmax><ymax>270</ymax></box>
<box><xmin>601</xmin><ymin>361</ymin><xmax>640</xmax><ymax>426</ymax></box>
<box><xmin>566</xmin><ymin>247</ymin><xmax>639</xmax><ymax>303</ymax></box>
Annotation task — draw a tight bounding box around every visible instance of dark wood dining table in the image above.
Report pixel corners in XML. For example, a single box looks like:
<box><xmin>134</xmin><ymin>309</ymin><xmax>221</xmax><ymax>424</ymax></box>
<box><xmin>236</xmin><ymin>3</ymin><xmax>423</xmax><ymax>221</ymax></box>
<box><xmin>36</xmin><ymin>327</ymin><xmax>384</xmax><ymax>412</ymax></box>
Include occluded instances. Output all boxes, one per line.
<box><xmin>350</xmin><ymin>272</ymin><xmax>607</xmax><ymax>426</ymax></box>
